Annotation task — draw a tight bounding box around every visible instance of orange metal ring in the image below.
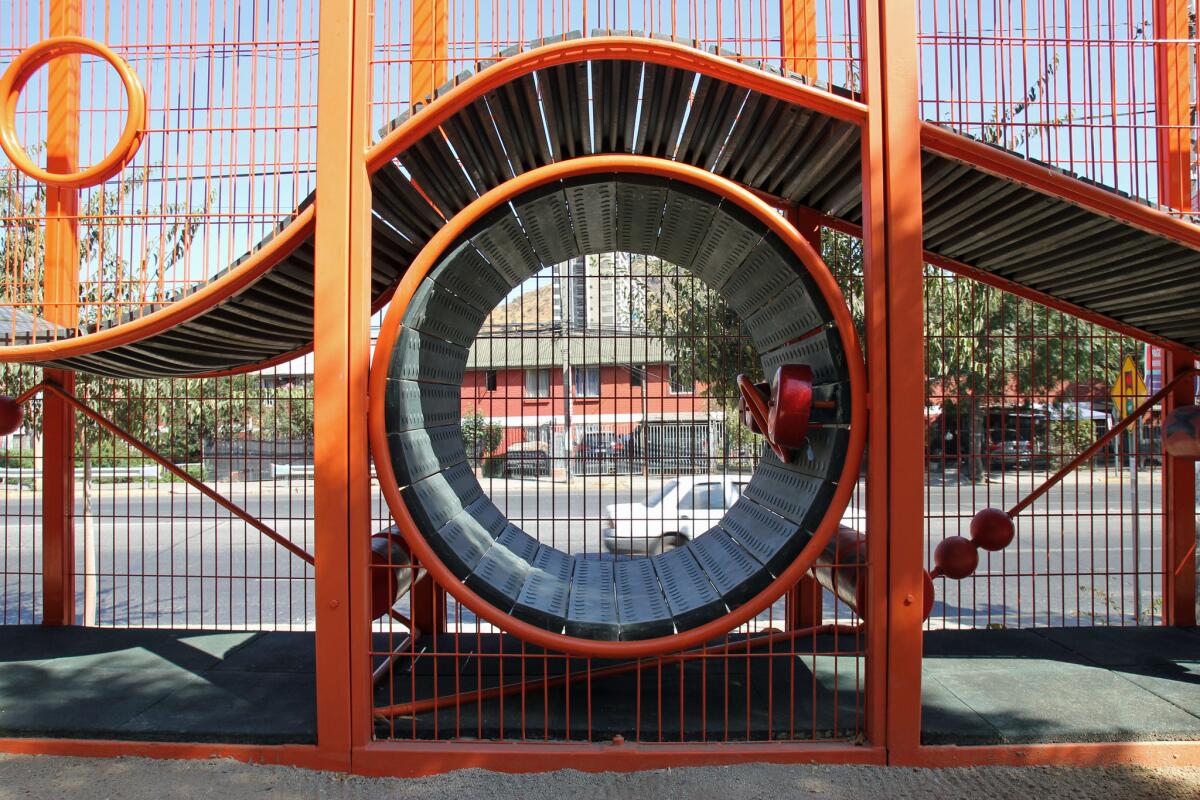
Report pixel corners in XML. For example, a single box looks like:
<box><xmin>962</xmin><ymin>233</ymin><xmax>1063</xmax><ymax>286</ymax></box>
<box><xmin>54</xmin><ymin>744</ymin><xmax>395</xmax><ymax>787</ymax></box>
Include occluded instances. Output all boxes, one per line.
<box><xmin>367</xmin><ymin>153</ymin><xmax>868</xmax><ymax>659</ymax></box>
<box><xmin>0</xmin><ymin>36</ymin><xmax>147</xmax><ymax>189</ymax></box>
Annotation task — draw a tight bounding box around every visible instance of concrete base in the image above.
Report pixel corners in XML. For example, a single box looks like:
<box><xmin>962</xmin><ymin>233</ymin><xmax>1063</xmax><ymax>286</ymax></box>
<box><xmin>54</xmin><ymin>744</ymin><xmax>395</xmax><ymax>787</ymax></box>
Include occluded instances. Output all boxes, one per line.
<box><xmin>923</xmin><ymin>626</ymin><xmax>1200</xmax><ymax>745</ymax></box>
<box><xmin>0</xmin><ymin>626</ymin><xmax>314</xmax><ymax>743</ymax></box>
<box><xmin>0</xmin><ymin>624</ymin><xmax>1195</xmax><ymax>747</ymax></box>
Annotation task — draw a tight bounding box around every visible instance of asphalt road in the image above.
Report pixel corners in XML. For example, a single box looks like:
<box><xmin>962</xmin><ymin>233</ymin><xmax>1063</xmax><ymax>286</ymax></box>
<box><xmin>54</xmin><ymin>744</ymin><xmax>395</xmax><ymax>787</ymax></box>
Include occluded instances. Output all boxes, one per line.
<box><xmin>0</xmin><ymin>467</ymin><xmax>1180</xmax><ymax>630</ymax></box>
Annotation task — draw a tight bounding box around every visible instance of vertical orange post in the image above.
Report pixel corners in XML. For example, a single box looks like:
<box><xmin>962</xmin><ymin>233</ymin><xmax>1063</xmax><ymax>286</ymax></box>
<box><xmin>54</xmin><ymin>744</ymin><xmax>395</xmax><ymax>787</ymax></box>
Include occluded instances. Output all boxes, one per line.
<box><xmin>1164</xmin><ymin>347</ymin><xmax>1197</xmax><ymax>626</ymax></box>
<box><xmin>787</xmin><ymin>573</ymin><xmax>823</xmax><ymax>629</ymax></box>
<box><xmin>41</xmin><ymin>0</ymin><xmax>83</xmax><ymax>626</ymax></box>
<box><xmin>1154</xmin><ymin>0</ymin><xmax>1197</xmax><ymax>628</ymax></box>
<box><xmin>406</xmin><ymin>0</ymin><xmax>450</xmax><ymax>633</ymax></box>
<box><xmin>314</xmin><ymin>0</ymin><xmax>372</xmax><ymax>766</ymax></box>
<box><xmin>781</xmin><ymin>0</ymin><xmax>819</xmax><ymax>83</ymax></box>
<box><xmin>1154</xmin><ymin>0</ymin><xmax>1192</xmax><ymax>213</ymax></box>
<box><xmin>410</xmin><ymin>0</ymin><xmax>449</xmax><ymax>104</ymax></box>
<box><xmin>861</xmin><ymin>0</ymin><xmax>926</xmax><ymax>760</ymax></box>
<box><xmin>787</xmin><ymin>205</ymin><xmax>823</xmax><ymax>251</ymax></box>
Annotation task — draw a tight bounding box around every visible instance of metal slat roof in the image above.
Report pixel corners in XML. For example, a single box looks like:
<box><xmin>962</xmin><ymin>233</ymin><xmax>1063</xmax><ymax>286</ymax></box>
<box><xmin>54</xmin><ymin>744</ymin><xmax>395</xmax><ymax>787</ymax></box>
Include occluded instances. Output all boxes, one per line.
<box><xmin>466</xmin><ymin>334</ymin><xmax>672</xmax><ymax>370</ymax></box>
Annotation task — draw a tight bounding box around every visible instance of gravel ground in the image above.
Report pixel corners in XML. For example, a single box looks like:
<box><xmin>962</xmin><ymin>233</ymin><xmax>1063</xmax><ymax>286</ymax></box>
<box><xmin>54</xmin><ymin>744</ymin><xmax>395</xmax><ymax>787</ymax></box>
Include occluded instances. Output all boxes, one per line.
<box><xmin>0</xmin><ymin>756</ymin><xmax>1198</xmax><ymax>800</ymax></box>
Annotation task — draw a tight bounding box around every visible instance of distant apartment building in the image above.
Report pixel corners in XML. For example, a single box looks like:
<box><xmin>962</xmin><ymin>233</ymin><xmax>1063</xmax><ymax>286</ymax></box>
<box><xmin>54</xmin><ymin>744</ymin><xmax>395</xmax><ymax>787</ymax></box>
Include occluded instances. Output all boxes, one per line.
<box><xmin>463</xmin><ymin>257</ymin><xmax>722</xmax><ymax>456</ymax></box>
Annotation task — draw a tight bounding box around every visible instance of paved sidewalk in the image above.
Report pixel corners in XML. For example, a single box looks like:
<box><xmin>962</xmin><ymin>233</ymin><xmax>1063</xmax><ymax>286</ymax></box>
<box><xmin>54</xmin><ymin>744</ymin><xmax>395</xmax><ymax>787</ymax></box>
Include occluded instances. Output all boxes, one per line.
<box><xmin>0</xmin><ymin>755</ymin><xmax>1197</xmax><ymax>800</ymax></box>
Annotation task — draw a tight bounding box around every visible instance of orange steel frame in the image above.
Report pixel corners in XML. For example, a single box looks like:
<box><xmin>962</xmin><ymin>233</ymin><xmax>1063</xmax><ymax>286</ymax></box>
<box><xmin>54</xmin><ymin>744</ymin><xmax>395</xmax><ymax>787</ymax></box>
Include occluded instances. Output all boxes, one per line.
<box><xmin>1155</xmin><ymin>0</ymin><xmax>1198</xmax><ymax>630</ymax></box>
<box><xmin>3</xmin><ymin>0</ymin><xmax>1200</xmax><ymax>776</ymax></box>
<box><xmin>40</xmin><ymin>0</ymin><xmax>80</xmax><ymax>628</ymax></box>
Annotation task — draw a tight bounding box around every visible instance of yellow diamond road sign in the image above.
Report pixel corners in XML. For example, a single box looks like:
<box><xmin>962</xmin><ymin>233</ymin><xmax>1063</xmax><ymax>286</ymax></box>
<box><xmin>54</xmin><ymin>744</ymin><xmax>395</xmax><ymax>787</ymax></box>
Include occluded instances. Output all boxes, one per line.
<box><xmin>1110</xmin><ymin>355</ymin><xmax>1148</xmax><ymax>418</ymax></box>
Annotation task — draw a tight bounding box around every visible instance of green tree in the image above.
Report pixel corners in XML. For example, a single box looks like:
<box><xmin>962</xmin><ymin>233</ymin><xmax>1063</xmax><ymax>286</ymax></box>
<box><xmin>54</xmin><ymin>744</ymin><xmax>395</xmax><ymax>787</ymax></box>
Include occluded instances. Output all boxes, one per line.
<box><xmin>635</xmin><ymin>229</ymin><xmax>865</xmax><ymax>411</ymax></box>
<box><xmin>461</xmin><ymin>409</ymin><xmax>503</xmax><ymax>466</ymax></box>
<box><xmin>1</xmin><ymin>165</ymin><xmax>314</xmax><ymax>469</ymax></box>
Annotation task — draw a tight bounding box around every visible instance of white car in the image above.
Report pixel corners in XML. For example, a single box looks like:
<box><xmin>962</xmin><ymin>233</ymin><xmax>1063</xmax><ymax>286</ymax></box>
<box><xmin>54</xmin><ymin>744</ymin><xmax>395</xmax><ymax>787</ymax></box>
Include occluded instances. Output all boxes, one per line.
<box><xmin>601</xmin><ymin>474</ymin><xmax>750</xmax><ymax>555</ymax></box>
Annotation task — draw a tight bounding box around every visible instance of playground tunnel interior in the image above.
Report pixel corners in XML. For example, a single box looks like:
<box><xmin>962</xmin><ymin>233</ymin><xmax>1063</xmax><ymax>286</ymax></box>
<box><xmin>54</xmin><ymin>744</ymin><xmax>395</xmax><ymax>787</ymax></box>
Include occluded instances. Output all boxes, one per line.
<box><xmin>0</xmin><ymin>0</ymin><xmax>1197</xmax><ymax>770</ymax></box>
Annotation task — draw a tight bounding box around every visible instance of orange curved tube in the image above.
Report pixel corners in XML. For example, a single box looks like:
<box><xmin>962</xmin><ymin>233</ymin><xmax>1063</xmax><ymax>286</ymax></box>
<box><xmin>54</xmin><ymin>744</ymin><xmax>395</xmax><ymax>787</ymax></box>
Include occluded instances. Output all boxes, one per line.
<box><xmin>367</xmin><ymin>154</ymin><xmax>868</xmax><ymax>659</ymax></box>
<box><xmin>0</xmin><ymin>36</ymin><xmax>147</xmax><ymax>189</ymax></box>
<box><xmin>1</xmin><ymin>35</ymin><xmax>863</xmax><ymax>370</ymax></box>
<box><xmin>365</xmin><ymin>35</ymin><xmax>867</xmax><ymax>174</ymax></box>
<box><xmin>0</xmin><ymin>206</ymin><xmax>315</xmax><ymax>363</ymax></box>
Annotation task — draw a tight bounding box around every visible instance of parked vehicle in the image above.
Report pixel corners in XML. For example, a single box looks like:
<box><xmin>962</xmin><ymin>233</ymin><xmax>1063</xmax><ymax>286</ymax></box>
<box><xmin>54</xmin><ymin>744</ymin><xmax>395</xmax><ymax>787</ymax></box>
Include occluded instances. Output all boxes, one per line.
<box><xmin>609</xmin><ymin>424</ymin><xmax>714</xmax><ymax>474</ymax></box>
<box><xmin>601</xmin><ymin>474</ymin><xmax>750</xmax><ymax>555</ymax></box>
<box><xmin>504</xmin><ymin>440</ymin><xmax>551</xmax><ymax>476</ymax></box>
<box><xmin>571</xmin><ymin>432</ymin><xmax>622</xmax><ymax>474</ymax></box>
<box><xmin>987</xmin><ymin>437</ymin><xmax>1038</xmax><ymax>469</ymax></box>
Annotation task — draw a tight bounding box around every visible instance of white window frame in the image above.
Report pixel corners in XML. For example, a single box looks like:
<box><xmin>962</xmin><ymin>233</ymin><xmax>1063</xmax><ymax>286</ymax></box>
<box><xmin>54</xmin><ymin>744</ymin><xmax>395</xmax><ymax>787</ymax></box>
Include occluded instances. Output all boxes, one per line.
<box><xmin>524</xmin><ymin>368</ymin><xmax>551</xmax><ymax>398</ymax></box>
<box><xmin>574</xmin><ymin>366</ymin><xmax>601</xmax><ymax>397</ymax></box>
<box><xmin>668</xmin><ymin>364</ymin><xmax>694</xmax><ymax>395</ymax></box>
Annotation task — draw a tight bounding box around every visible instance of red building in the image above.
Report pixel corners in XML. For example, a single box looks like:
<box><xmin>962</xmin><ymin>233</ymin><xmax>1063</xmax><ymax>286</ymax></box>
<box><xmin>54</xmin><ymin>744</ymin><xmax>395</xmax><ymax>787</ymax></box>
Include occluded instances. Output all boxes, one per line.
<box><xmin>462</xmin><ymin>333</ymin><xmax>723</xmax><ymax>463</ymax></box>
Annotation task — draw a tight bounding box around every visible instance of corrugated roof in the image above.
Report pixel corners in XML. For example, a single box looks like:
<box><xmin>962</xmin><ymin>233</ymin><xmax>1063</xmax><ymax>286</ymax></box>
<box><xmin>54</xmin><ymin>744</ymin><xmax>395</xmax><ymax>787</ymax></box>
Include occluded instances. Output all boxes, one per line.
<box><xmin>467</xmin><ymin>333</ymin><xmax>675</xmax><ymax>369</ymax></box>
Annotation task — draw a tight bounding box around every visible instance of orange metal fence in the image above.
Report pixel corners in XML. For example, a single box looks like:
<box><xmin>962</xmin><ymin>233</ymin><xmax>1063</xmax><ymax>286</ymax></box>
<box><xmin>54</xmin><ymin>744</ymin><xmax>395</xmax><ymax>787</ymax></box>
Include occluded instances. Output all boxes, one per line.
<box><xmin>1</xmin><ymin>0</ymin><xmax>319</xmax><ymax>341</ymax></box>
<box><xmin>924</xmin><ymin>271</ymin><xmax>1181</xmax><ymax>630</ymax></box>
<box><xmin>0</xmin><ymin>0</ymin><xmax>1196</xmax><ymax>773</ymax></box>
<box><xmin>919</xmin><ymin>0</ymin><xmax>1172</xmax><ymax>209</ymax></box>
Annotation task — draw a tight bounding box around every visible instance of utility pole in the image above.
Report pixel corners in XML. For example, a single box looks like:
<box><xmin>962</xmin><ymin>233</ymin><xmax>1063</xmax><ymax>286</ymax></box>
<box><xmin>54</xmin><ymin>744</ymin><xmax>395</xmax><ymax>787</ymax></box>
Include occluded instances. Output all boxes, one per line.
<box><xmin>641</xmin><ymin>366</ymin><xmax>650</xmax><ymax>478</ymax></box>
<box><xmin>559</xmin><ymin>263</ymin><xmax>573</xmax><ymax>485</ymax></box>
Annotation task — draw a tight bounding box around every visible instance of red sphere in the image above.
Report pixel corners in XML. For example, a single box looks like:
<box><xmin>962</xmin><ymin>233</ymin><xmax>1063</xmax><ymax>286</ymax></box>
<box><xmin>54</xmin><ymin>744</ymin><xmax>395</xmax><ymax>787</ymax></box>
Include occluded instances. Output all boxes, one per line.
<box><xmin>0</xmin><ymin>396</ymin><xmax>23</xmax><ymax>437</ymax></box>
<box><xmin>921</xmin><ymin>569</ymin><xmax>935</xmax><ymax>621</ymax></box>
<box><xmin>970</xmin><ymin>507</ymin><xmax>1015</xmax><ymax>552</ymax></box>
<box><xmin>934</xmin><ymin>536</ymin><xmax>979</xmax><ymax>580</ymax></box>
<box><xmin>1164</xmin><ymin>405</ymin><xmax>1200</xmax><ymax>459</ymax></box>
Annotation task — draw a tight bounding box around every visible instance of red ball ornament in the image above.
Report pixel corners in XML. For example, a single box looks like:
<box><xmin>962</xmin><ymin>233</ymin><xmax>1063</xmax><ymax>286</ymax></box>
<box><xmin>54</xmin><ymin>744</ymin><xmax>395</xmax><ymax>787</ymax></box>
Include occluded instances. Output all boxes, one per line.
<box><xmin>1164</xmin><ymin>405</ymin><xmax>1200</xmax><ymax>459</ymax></box>
<box><xmin>921</xmin><ymin>569</ymin><xmax>935</xmax><ymax>621</ymax></box>
<box><xmin>934</xmin><ymin>536</ymin><xmax>978</xmax><ymax>580</ymax></box>
<box><xmin>970</xmin><ymin>507</ymin><xmax>1015</xmax><ymax>552</ymax></box>
<box><xmin>0</xmin><ymin>396</ymin><xmax>23</xmax><ymax>437</ymax></box>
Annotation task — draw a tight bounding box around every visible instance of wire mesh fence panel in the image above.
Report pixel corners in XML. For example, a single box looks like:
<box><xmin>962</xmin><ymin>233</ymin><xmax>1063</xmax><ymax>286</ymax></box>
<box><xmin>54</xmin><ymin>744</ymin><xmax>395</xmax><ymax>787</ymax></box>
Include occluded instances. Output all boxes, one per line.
<box><xmin>924</xmin><ymin>269</ymin><xmax>1175</xmax><ymax>630</ymax></box>
<box><xmin>71</xmin><ymin>370</ymin><xmax>316</xmax><ymax>630</ymax></box>
<box><xmin>363</xmin><ymin>1</ymin><xmax>874</xmax><ymax>745</ymax></box>
<box><xmin>369</xmin><ymin>0</ymin><xmax>864</xmax><ymax>143</ymax></box>
<box><xmin>0</xmin><ymin>1</ymin><xmax>321</xmax><ymax>630</ymax></box>
<box><xmin>918</xmin><ymin>0</ymin><xmax>1190</xmax><ymax>214</ymax></box>
<box><xmin>0</xmin><ymin>365</ymin><xmax>42</xmax><ymax>624</ymax></box>
<box><xmin>0</xmin><ymin>1</ymin><xmax>319</xmax><ymax>342</ymax></box>
<box><xmin>0</xmin><ymin>364</ymin><xmax>316</xmax><ymax>630</ymax></box>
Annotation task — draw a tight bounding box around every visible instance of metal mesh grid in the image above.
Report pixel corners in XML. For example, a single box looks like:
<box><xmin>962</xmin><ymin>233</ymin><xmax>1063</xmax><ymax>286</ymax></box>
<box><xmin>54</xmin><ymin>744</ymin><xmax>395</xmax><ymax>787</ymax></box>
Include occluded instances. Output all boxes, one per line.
<box><xmin>0</xmin><ymin>0</ymin><xmax>319</xmax><ymax>340</ymax></box>
<box><xmin>369</xmin><ymin>0</ymin><xmax>864</xmax><ymax>138</ymax></box>
<box><xmin>917</xmin><ymin>0</ymin><xmax>1188</xmax><ymax>212</ymax></box>
<box><xmin>0</xmin><ymin>362</ymin><xmax>316</xmax><ymax>629</ymax></box>
<box><xmin>0</xmin><ymin>364</ymin><xmax>43</xmax><ymax>624</ymax></box>
<box><xmin>924</xmin><ymin>269</ymin><xmax>1178</xmax><ymax>629</ymax></box>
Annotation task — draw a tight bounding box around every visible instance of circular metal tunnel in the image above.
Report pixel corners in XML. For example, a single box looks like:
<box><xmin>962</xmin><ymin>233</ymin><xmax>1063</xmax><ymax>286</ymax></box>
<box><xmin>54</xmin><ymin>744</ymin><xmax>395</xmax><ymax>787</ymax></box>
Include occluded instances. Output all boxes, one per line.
<box><xmin>378</xmin><ymin>168</ymin><xmax>860</xmax><ymax>647</ymax></box>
